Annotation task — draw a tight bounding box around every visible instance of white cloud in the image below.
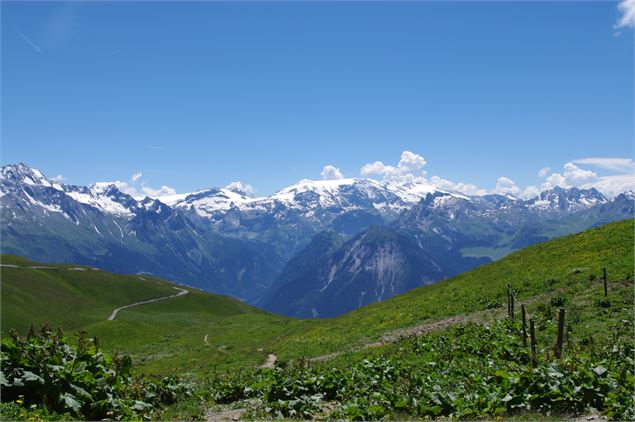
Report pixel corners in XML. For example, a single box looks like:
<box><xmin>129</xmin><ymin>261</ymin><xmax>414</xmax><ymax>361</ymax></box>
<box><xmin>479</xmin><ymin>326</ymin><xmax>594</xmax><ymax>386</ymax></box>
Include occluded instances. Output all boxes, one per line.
<box><xmin>321</xmin><ymin>165</ymin><xmax>344</xmax><ymax>180</ymax></box>
<box><xmin>50</xmin><ymin>174</ymin><xmax>65</xmax><ymax>183</ymax></box>
<box><xmin>491</xmin><ymin>176</ymin><xmax>521</xmax><ymax>196</ymax></box>
<box><xmin>358</xmin><ymin>152</ymin><xmax>633</xmax><ymax>200</ymax></box>
<box><xmin>541</xmin><ymin>162</ymin><xmax>599</xmax><ymax>190</ymax></box>
<box><xmin>118</xmin><ymin>171</ymin><xmax>179</xmax><ymax>198</ymax></box>
<box><xmin>360</xmin><ymin>161</ymin><xmax>393</xmax><ymax>177</ymax></box>
<box><xmin>360</xmin><ymin>150</ymin><xmax>427</xmax><ymax>183</ymax></box>
<box><xmin>360</xmin><ymin>151</ymin><xmax>490</xmax><ymax>195</ymax></box>
<box><xmin>141</xmin><ymin>185</ymin><xmax>177</xmax><ymax>197</ymax></box>
<box><xmin>97</xmin><ymin>179</ymin><xmax>178</xmax><ymax>199</ymax></box>
<box><xmin>396</xmin><ymin>151</ymin><xmax>427</xmax><ymax>174</ymax></box>
<box><xmin>520</xmin><ymin>186</ymin><xmax>540</xmax><ymax>199</ymax></box>
<box><xmin>583</xmin><ymin>174</ymin><xmax>635</xmax><ymax>197</ymax></box>
<box><xmin>429</xmin><ymin>176</ymin><xmax>487</xmax><ymax>196</ymax></box>
<box><xmin>572</xmin><ymin>157</ymin><xmax>635</xmax><ymax>173</ymax></box>
<box><xmin>534</xmin><ymin>160</ymin><xmax>634</xmax><ymax>198</ymax></box>
<box><xmin>225</xmin><ymin>181</ymin><xmax>254</xmax><ymax>196</ymax></box>
<box><xmin>537</xmin><ymin>167</ymin><xmax>551</xmax><ymax>178</ymax></box>
<box><xmin>106</xmin><ymin>181</ymin><xmax>138</xmax><ymax>197</ymax></box>
<box><xmin>617</xmin><ymin>0</ymin><xmax>635</xmax><ymax>28</ymax></box>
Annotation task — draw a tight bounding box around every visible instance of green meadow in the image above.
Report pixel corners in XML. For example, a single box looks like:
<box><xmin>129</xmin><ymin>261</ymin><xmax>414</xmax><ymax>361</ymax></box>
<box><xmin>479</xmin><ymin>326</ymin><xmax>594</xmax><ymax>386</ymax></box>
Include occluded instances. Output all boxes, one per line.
<box><xmin>1</xmin><ymin>220</ymin><xmax>633</xmax><ymax>420</ymax></box>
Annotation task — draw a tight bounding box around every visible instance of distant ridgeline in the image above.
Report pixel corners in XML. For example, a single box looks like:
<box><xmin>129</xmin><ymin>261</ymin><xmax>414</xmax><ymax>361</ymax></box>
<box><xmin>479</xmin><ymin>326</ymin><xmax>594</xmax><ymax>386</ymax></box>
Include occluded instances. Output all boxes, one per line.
<box><xmin>2</xmin><ymin>163</ymin><xmax>633</xmax><ymax>316</ymax></box>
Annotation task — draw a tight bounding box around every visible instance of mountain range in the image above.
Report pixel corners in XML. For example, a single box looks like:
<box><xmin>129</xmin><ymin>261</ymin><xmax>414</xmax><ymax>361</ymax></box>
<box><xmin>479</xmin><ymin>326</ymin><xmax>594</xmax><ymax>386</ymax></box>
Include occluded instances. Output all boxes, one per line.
<box><xmin>1</xmin><ymin>163</ymin><xmax>633</xmax><ymax>316</ymax></box>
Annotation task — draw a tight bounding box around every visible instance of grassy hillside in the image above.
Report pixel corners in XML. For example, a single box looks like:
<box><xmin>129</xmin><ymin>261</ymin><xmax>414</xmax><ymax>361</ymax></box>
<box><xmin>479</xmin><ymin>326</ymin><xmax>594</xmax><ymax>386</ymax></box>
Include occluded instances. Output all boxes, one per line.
<box><xmin>265</xmin><ymin>219</ymin><xmax>634</xmax><ymax>360</ymax></box>
<box><xmin>2</xmin><ymin>220</ymin><xmax>633</xmax><ymax>375</ymax></box>
<box><xmin>203</xmin><ymin>220</ymin><xmax>634</xmax><ymax>420</ymax></box>
<box><xmin>0</xmin><ymin>254</ymin><xmax>296</xmax><ymax>374</ymax></box>
<box><xmin>2</xmin><ymin>220</ymin><xmax>633</xmax><ymax>420</ymax></box>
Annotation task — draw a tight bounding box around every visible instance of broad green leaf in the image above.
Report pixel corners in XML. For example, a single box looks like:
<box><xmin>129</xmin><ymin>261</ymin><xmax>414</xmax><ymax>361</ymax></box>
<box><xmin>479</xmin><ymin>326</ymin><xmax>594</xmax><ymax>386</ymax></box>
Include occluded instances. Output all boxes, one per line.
<box><xmin>593</xmin><ymin>366</ymin><xmax>607</xmax><ymax>376</ymax></box>
<box><xmin>59</xmin><ymin>392</ymin><xmax>82</xmax><ymax>414</ymax></box>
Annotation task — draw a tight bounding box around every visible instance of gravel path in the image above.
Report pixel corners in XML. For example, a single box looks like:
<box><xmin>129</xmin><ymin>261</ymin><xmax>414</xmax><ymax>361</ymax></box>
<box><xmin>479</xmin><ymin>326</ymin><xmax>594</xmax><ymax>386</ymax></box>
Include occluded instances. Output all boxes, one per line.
<box><xmin>107</xmin><ymin>287</ymin><xmax>189</xmax><ymax>320</ymax></box>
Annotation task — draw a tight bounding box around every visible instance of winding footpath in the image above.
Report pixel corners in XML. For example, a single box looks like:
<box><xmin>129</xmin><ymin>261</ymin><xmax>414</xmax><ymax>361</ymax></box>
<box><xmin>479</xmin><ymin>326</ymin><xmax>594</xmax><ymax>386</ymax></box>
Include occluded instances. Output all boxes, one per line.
<box><xmin>107</xmin><ymin>287</ymin><xmax>189</xmax><ymax>320</ymax></box>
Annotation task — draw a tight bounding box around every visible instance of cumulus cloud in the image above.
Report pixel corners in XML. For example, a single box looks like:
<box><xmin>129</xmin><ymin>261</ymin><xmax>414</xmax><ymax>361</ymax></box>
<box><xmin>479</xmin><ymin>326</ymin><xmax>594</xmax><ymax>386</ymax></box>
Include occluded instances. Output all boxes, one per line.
<box><xmin>360</xmin><ymin>151</ymin><xmax>427</xmax><ymax>183</ymax></box>
<box><xmin>537</xmin><ymin>167</ymin><xmax>551</xmax><ymax>178</ymax></box>
<box><xmin>617</xmin><ymin>0</ymin><xmax>635</xmax><ymax>28</ymax></box>
<box><xmin>535</xmin><ymin>160</ymin><xmax>635</xmax><ymax>198</ymax></box>
<box><xmin>321</xmin><ymin>165</ymin><xmax>345</xmax><ymax>180</ymax></box>
<box><xmin>573</xmin><ymin>157</ymin><xmax>635</xmax><ymax>173</ymax></box>
<box><xmin>360</xmin><ymin>161</ymin><xmax>391</xmax><ymax>177</ymax></box>
<box><xmin>358</xmin><ymin>152</ymin><xmax>633</xmax><ymax>200</ymax></box>
<box><xmin>131</xmin><ymin>172</ymin><xmax>143</xmax><ymax>182</ymax></box>
<box><xmin>541</xmin><ymin>162</ymin><xmax>599</xmax><ymax>190</ymax></box>
<box><xmin>584</xmin><ymin>174</ymin><xmax>635</xmax><ymax>197</ymax></box>
<box><xmin>225</xmin><ymin>181</ymin><xmax>254</xmax><ymax>196</ymax></box>
<box><xmin>491</xmin><ymin>177</ymin><xmax>521</xmax><ymax>196</ymax></box>
<box><xmin>360</xmin><ymin>151</ymin><xmax>488</xmax><ymax>195</ymax></box>
<box><xmin>141</xmin><ymin>185</ymin><xmax>177</xmax><ymax>197</ymax></box>
<box><xmin>50</xmin><ymin>174</ymin><xmax>65</xmax><ymax>183</ymax></box>
<box><xmin>520</xmin><ymin>186</ymin><xmax>540</xmax><ymax>200</ymax></box>
<box><xmin>428</xmin><ymin>176</ymin><xmax>487</xmax><ymax>196</ymax></box>
<box><xmin>97</xmin><ymin>179</ymin><xmax>178</xmax><ymax>199</ymax></box>
<box><xmin>104</xmin><ymin>181</ymin><xmax>138</xmax><ymax>197</ymax></box>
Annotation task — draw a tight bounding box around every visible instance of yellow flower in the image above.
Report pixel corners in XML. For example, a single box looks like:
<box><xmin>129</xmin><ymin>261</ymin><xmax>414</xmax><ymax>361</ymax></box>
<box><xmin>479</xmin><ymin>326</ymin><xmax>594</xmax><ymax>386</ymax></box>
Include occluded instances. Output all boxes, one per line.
<box><xmin>16</xmin><ymin>399</ymin><xmax>23</xmax><ymax>404</ymax></box>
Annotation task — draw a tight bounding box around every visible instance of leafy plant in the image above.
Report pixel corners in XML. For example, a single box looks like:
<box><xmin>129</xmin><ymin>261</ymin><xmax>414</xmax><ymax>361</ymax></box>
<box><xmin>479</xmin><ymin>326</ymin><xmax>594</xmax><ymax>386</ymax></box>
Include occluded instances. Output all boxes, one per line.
<box><xmin>0</xmin><ymin>326</ymin><xmax>190</xmax><ymax>420</ymax></box>
<box><xmin>211</xmin><ymin>320</ymin><xmax>635</xmax><ymax>420</ymax></box>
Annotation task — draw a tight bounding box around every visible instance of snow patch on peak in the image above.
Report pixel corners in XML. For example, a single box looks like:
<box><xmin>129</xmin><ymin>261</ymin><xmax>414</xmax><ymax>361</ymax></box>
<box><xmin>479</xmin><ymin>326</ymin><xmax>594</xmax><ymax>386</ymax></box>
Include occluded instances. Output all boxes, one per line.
<box><xmin>153</xmin><ymin>192</ymin><xmax>190</xmax><ymax>206</ymax></box>
<box><xmin>525</xmin><ymin>186</ymin><xmax>607</xmax><ymax>212</ymax></box>
<box><xmin>274</xmin><ymin>178</ymin><xmax>364</xmax><ymax>195</ymax></box>
<box><xmin>171</xmin><ymin>187</ymin><xmax>257</xmax><ymax>217</ymax></box>
<box><xmin>621</xmin><ymin>190</ymin><xmax>635</xmax><ymax>200</ymax></box>
<box><xmin>66</xmin><ymin>184</ymin><xmax>134</xmax><ymax>217</ymax></box>
<box><xmin>1</xmin><ymin>163</ymin><xmax>63</xmax><ymax>191</ymax></box>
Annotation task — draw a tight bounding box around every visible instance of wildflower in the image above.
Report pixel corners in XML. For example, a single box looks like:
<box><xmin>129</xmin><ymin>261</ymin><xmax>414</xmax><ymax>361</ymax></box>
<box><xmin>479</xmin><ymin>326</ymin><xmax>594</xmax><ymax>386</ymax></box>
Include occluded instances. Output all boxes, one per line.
<box><xmin>16</xmin><ymin>399</ymin><xmax>23</xmax><ymax>404</ymax></box>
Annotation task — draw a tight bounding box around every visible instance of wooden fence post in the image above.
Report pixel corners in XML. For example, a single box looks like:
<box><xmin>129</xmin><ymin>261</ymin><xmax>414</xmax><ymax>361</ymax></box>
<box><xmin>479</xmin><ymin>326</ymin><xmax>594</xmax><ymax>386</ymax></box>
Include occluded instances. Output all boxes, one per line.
<box><xmin>554</xmin><ymin>308</ymin><xmax>565</xmax><ymax>358</ymax></box>
<box><xmin>529</xmin><ymin>318</ymin><xmax>536</xmax><ymax>367</ymax></box>
<box><xmin>510</xmin><ymin>291</ymin><xmax>515</xmax><ymax>320</ymax></box>
<box><xmin>603</xmin><ymin>267</ymin><xmax>608</xmax><ymax>297</ymax></box>
<box><xmin>521</xmin><ymin>304</ymin><xmax>527</xmax><ymax>347</ymax></box>
<box><xmin>507</xmin><ymin>284</ymin><xmax>511</xmax><ymax>318</ymax></box>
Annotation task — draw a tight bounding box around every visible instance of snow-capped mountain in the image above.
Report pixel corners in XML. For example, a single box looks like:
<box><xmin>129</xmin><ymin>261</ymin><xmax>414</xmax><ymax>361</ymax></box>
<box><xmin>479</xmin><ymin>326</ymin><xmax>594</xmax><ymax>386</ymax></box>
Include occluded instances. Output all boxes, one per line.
<box><xmin>167</xmin><ymin>177</ymin><xmax>446</xmax><ymax>218</ymax></box>
<box><xmin>2</xmin><ymin>162</ymin><xmax>633</xmax><ymax>316</ymax></box>
<box><xmin>0</xmin><ymin>163</ymin><xmax>283</xmax><ymax>300</ymax></box>
<box><xmin>161</xmin><ymin>178</ymin><xmax>616</xmax><ymax>260</ymax></box>
<box><xmin>259</xmin><ymin>187</ymin><xmax>633</xmax><ymax>317</ymax></box>
<box><xmin>163</xmin><ymin>178</ymin><xmax>463</xmax><ymax>259</ymax></box>
<box><xmin>524</xmin><ymin>186</ymin><xmax>608</xmax><ymax>213</ymax></box>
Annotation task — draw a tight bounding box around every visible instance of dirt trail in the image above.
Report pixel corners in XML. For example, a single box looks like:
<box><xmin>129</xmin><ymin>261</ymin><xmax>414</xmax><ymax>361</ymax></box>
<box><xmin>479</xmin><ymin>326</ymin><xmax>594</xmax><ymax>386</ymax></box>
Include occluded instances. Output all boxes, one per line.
<box><xmin>309</xmin><ymin>308</ymin><xmax>501</xmax><ymax>362</ymax></box>
<box><xmin>206</xmin><ymin>407</ymin><xmax>246</xmax><ymax>421</ymax></box>
<box><xmin>107</xmin><ymin>287</ymin><xmax>189</xmax><ymax>320</ymax></box>
<box><xmin>310</xmin><ymin>290</ymin><xmax>552</xmax><ymax>363</ymax></box>
<box><xmin>259</xmin><ymin>353</ymin><xmax>277</xmax><ymax>369</ymax></box>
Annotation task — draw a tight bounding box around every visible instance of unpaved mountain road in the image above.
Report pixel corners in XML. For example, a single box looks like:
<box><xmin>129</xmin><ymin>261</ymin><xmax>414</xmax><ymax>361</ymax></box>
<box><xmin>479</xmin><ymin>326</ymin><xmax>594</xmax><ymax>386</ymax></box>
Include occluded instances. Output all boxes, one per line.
<box><xmin>0</xmin><ymin>264</ymin><xmax>191</xmax><ymax>320</ymax></box>
<box><xmin>107</xmin><ymin>287</ymin><xmax>189</xmax><ymax>320</ymax></box>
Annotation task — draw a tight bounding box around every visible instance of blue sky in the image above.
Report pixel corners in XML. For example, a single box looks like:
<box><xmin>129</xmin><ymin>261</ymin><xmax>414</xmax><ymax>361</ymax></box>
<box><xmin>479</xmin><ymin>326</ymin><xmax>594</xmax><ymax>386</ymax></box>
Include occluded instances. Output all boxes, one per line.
<box><xmin>2</xmin><ymin>1</ymin><xmax>634</xmax><ymax>197</ymax></box>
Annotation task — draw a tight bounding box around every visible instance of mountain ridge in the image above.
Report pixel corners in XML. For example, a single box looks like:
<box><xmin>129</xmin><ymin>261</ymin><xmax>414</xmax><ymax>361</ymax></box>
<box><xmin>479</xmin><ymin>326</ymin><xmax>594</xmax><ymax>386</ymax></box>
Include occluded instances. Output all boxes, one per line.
<box><xmin>1</xmin><ymin>162</ymin><xmax>633</xmax><ymax>315</ymax></box>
